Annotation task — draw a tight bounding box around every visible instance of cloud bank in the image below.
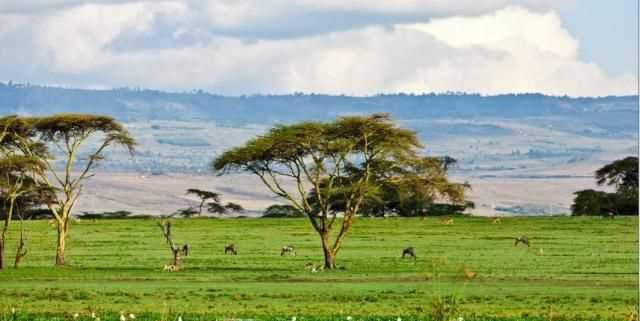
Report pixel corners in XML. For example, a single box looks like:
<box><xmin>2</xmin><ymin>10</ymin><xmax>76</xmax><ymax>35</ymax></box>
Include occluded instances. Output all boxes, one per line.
<box><xmin>0</xmin><ymin>1</ymin><xmax>635</xmax><ymax>96</ymax></box>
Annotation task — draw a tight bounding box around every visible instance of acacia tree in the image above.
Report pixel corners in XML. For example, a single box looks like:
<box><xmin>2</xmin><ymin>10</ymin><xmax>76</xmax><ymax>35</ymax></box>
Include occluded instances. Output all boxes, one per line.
<box><xmin>186</xmin><ymin>189</ymin><xmax>220</xmax><ymax>215</ymax></box>
<box><xmin>0</xmin><ymin>156</ymin><xmax>47</xmax><ymax>269</ymax></box>
<box><xmin>213</xmin><ymin>114</ymin><xmax>431</xmax><ymax>269</ymax></box>
<box><xmin>21</xmin><ymin>114</ymin><xmax>135</xmax><ymax>266</ymax></box>
<box><xmin>183</xmin><ymin>188</ymin><xmax>244</xmax><ymax>216</ymax></box>
<box><xmin>572</xmin><ymin>156</ymin><xmax>638</xmax><ymax>216</ymax></box>
<box><xmin>0</xmin><ymin>116</ymin><xmax>50</xmax><ymax>269</ymax></box>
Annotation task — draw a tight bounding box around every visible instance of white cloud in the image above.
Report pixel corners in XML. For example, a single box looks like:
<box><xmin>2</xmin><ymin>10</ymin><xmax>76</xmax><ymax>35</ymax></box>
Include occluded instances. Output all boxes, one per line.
<box><xmin>0</xmin><ymin>1</ymin><xmax>634</xmax><ymax>96</ymax></box>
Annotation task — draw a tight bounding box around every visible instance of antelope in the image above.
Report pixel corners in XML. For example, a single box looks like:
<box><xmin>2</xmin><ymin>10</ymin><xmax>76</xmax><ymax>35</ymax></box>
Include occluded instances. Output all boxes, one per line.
<box><xmin>224</xmin><ymin>243</ymin><xmax>237</xmax><ymax>255</ymax></box>
<box><xmin>514</xmin><ymin>235</ymin><xmax>530</xmax><ymax>247</ymax></box>
<box><xmin>182</xmin><ymin>244</ymin><xmax>190</xmax><ymax>256</ymax></box>
<box><xmin>163</xmin><ymin>264</ymin><xmax>177</xmax><ymax>272</ymax></box>
<box><xmin>463</xmin><ymin>267</ymin><xmax>477</xmax><ymax>280</ymax></box>
<box><xmin>441</xmin><ymin>217</ymin><xmax>454</xmax><ymax>225</ymax></box>
<box><xmin>401</xmin><ymin>247</ymin><xmax>416</xmax><ymax>259</ymax></box>
<box><xmin>281</xmin><ymin>245</ymin><xmax>296</xmax><ymax>256</ymax></box>
<box><xmin>304</xmin><ymin>262</ymin><xmax>323</xmax><ymax>273</ymax></box>
<box><xmin>491</xmin><ymin>217</ymin><xmax>502</xmax><ymax>224</ymax></box>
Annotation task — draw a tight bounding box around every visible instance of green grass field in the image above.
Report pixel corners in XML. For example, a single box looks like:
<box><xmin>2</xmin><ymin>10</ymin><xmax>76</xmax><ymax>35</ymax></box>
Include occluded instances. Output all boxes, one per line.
<box><xmin>0</xmin><ymin>216</ymin><xmax>637</xmax><ymax>320</ymax></box>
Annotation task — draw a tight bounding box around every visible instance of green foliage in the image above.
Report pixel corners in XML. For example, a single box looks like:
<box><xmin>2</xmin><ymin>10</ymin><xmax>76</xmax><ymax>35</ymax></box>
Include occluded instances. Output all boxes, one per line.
<box><xmin>571</xmin><ymin>190</ymin><xmax>613</xmax><ymax>216</ymax></box>
<box><xmin>76</xmin><ymin>211</ymin><xmax>133</xmax><ymax>220</ymax></box>
<box><xmin>308</xmin><ymin>156</ymin><xmax>469</xmax><ymax>217</ymax></box>
<box><xmin>571</xmin><ymin>157</ymin><xmax>638</xmax><ymax>216</ymax></box>
<box><xmin>29</xmin><ymin>114</ymin><xmax>136</xmax><ymax>153</ymax></box>
<box><xmin>595</xmin><ymin>157</ymin><xmax>638</xmax><ymax>192</ymax></box>
<box><xmin>430</xmin><ymin>295</ymin><xmax>460</xmax><ymax>321</ymax></box>
<box><xmin>186</xmin><ymin>189</ymin><xmax>220</xmax><ymax>203</ymax></box>
<box><xmin>262</xmin><ymin>204</ymin><xmax>305</xmax><ymax>218</ymax></box>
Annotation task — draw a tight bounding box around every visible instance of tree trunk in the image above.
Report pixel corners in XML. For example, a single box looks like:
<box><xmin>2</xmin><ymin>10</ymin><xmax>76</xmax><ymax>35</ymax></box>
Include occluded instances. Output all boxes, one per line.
<box><xmin>0</xmin><ymin>236</ymin><xmax>5</xmax><ymax>270</ymax></box>
<box><xmin>320</xmin><ymin>234</ymin><xmax>336</xmax><ymax>270</ymax></box>
<box><xmin>14</xmin><ymin>240</ymin><xmax>26</xmax><ymax>268</ymax></box>
<box><xmin>172</xmin><ymin>249</ymin><xmax>182</xmax><ymax>269</ymax></box>
<box><xmin>0</xmin><ymin>199</ymin><xmax>14</xmax><ymax>270</ymax></box>
<box><xmin>14</xmin><ymin>221</ymin><xmax>27</xmax><ymax>269</ymax></box>
<box><xmin>55</xmin><ymin>222</ymin><xmax>66</xmax><ymax>266</ymax></box>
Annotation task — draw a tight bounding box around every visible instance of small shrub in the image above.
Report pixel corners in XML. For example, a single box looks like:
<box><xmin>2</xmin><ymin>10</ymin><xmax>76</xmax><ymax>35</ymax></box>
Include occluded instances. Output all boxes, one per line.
<box><xmin>431</xmin><ymin>295</ymin><xmax>460</xmax><ymax>321</ymax></box>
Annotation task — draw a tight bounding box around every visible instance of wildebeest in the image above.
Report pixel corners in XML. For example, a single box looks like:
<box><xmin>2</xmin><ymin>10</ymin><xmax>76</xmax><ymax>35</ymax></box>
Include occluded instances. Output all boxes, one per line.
<box><xmin>281</xmin><ymin>245</ymin><xmax>296</xmax><ymax>256</ymax></box>
<box><xmin>224</xmin><ymin>243</ymin><xmax>237</xmax><ymax>255</ymax></box>
<box><xmin>402</xmin><ymin>246</ymin><xmax>416</xmax><ymax>259</ymax></box>
<box><xmin>514</xmin><ymin>235</ymin><xmax>530</xmax><ymax>247</ymax></box>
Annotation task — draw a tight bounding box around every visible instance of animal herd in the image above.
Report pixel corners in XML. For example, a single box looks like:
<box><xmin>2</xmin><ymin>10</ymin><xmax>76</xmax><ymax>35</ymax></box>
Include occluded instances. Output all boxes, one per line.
<box><xmin>161</xmin><ymin>217</ymin><xmax>535</xmax><ymax>271</ymax></box>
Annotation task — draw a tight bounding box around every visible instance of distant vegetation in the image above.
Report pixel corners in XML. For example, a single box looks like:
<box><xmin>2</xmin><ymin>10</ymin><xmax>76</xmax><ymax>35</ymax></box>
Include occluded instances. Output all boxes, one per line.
<box><xmin>262</xmin><ymin>204</ymin><xmax>305</xmax><ymax>218</ymax></box>
<box><xmin>177</xmin><ymin>188</ymin><xmax>244</xmax><ymax>217</ymax></box>
<box><xmin>571</xmin><ymin>156</ymin><xmax>638</xmax><ymax>217</ymax></box>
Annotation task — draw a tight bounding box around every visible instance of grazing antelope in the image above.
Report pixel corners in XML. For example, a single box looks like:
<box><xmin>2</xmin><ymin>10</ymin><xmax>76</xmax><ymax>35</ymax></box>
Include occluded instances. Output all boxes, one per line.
<box><xmin>491</xmin><ymin>217</ymin><xmax>502</xmax><ymax>224</ymax></box>
<box><xmin>182</xmin><ymin>244</ymin><xmax>190</xmax><ymax>256</ymax></box>
<box><xmin>401</xmin><ymin>247</ymin><xmax>416</xmax><ymax>259</ymax></box>
<box><xmin>163</xmin><ymin>264</ymin><xmax>177</xmax><ymax>272</ymax></box>
<box><xmin>304</xmin><ymin>262</ymin><xmax>323</xmax><ymax>273</ymax></box>
<box><xmin>440</xmin><ymin>217</ymin><xmax>454</xmax><ymax>225</ymax></box>
<box><xmin>48</xmin><ymin>219</ymin><xmax>56</xmax><ymax>227</ymax></box>
<box><xmin>281</xmin><ymin>245</ymin><xmax>296</xmax><ymax>256</ymax></box>
<box><xmin>463</xmin><ymin>267</ymin><xmax>477</xmax><ymax>280</ymax></box>
<box><xmin>514</xmin><ymin>235</ymin><xmax>530</xmax><ymax>247</ymax></box>
<box><xmin>224</xmin><ymin>243</ymin><xmax>237</xmax><ymax>255</ymax></box>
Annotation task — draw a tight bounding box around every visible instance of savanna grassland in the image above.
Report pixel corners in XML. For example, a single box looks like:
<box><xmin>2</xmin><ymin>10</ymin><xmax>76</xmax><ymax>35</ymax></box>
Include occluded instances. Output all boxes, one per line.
<box><xmin>0</xmin><ymin>216</ymin><xmax>637</xmax><ymax>320</ymax></box>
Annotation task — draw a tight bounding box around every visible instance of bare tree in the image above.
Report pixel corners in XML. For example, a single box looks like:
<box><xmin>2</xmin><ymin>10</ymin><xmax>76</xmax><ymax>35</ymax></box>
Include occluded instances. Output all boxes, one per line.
<box><xmin>157</xmin><ymin>220</ymin><xmax>189</xmax><ymax>271</ymax></box>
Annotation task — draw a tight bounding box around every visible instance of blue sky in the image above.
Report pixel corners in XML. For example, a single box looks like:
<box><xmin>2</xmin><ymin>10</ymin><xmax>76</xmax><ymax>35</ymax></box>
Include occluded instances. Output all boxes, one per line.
<box><xmin>560</xmin><ymin>0</ymin><xmax>638</xmax><ymax>77</ymax></box>
<box><xmin>0</xmin><ymin>1</ymin><xmax>637</xmax><ymax>96</ymax></box>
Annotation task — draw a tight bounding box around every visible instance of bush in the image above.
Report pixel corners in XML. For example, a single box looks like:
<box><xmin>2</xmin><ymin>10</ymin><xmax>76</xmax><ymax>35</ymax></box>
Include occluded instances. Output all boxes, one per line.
<box><xmin>76</xmin><ymin>211</ymin><xmax>133</xmax><ymax>219</ymax></box>
<box><xmin>262</xmin><ymin>204</ymin><xmax>304</xmax><ymax>218</ymax></box>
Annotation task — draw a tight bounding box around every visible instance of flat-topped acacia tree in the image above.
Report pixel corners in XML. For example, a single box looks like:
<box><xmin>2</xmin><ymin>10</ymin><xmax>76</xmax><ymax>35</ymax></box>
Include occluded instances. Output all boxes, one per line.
<box><xmin>0</xmin><ymin>116</ymin><xmax>52</xmax><ymax>269</ymax></box>
<box><xmin>24</xmin><ymin>114</ymin><xmax>135</xmax><ymax>266</ymax></box>
<box><xmin>213</xmin><ymin>114</ymin><xmax>423</xmax><ymax>269</ymax></box>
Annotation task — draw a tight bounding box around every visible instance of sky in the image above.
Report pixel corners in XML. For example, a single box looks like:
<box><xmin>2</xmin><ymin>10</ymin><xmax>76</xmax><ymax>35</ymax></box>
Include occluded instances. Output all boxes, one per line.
<box><xmin>0</xmin><ymin>0</ymin><xmax>637</xmax><ymax>96</ymax></box>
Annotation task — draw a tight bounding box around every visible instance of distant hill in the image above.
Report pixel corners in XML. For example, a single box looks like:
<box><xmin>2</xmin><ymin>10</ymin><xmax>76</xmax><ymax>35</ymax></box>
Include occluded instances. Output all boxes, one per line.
<box><xmin>0</xmin><ymin>83</ymin><xmax>636</xmax><ymax>135</ymax></box>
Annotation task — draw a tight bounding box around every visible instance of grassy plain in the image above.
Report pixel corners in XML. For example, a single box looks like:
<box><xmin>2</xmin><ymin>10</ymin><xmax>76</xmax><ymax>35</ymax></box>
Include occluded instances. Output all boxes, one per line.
<box><xmin>0</xmin><ymin>216</ymin><xmax>637</xmax><ymax>320</ymax></box>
